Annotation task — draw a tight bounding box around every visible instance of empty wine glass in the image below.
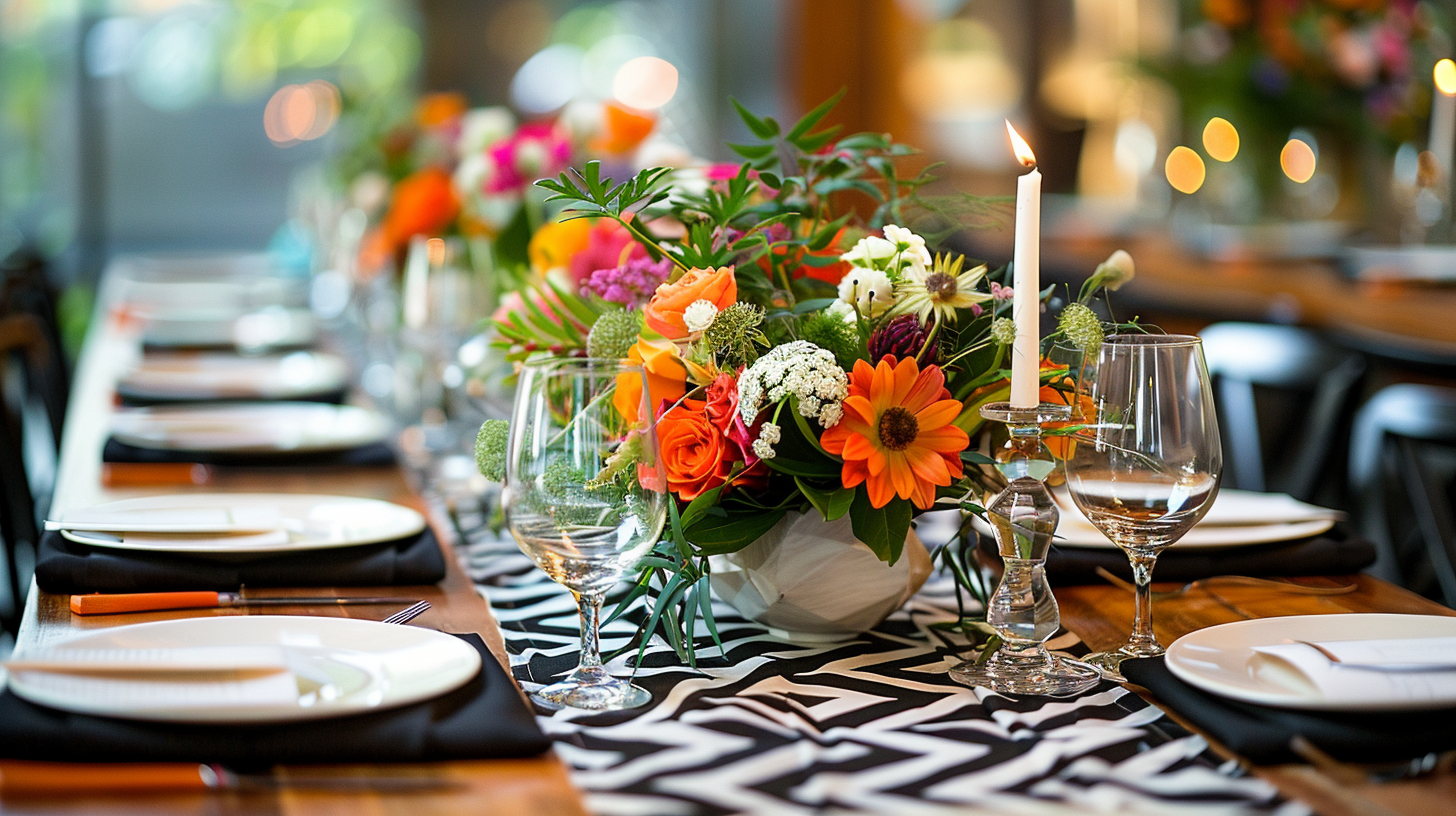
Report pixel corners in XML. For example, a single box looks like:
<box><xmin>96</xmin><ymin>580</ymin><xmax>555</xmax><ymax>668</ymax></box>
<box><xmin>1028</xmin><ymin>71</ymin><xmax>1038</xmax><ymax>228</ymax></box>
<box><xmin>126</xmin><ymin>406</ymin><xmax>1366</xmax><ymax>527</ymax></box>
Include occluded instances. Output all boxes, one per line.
<box><xmin>1063</xmin><ymin>334</ymin><xmax>1222</xmax><ymax>676</ymax></box>
<box><xmin>502</xmin><ymin>358</ymin><xmax>668</xmax><ymax>710</ymax></box>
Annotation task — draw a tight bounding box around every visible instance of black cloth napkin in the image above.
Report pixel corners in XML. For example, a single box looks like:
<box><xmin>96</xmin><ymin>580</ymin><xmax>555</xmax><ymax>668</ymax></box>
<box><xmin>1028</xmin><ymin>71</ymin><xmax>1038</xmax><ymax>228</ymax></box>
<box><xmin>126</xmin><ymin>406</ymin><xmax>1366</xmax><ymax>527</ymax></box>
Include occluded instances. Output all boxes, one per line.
<box><xmin>34</xmin><ymin>527</ymin><xmax>447</xmax><ymax>594</ymax></box>
<box><xmin>0</xmin><ymin>634</ymin><xmax>551</xmax><ymax>765</ymax></box>
<box><xmin>117</xmin><ymin>388</ymin><xmax>348</xmax><ymax>407</ymax></box>
<box><xmin>1122</xmin><ymin>656</ymin><xmax>1456</xmax><ymax>764</ymax></box>
<box><xmin>977</xmin><ymin>524</ymin><xmax>1376</xmax><ymax>585</ymax></box>
<box><xmin>102</xmin><ymin>437</ymin><xmax>396</xmax><ymax>468</ymax></box>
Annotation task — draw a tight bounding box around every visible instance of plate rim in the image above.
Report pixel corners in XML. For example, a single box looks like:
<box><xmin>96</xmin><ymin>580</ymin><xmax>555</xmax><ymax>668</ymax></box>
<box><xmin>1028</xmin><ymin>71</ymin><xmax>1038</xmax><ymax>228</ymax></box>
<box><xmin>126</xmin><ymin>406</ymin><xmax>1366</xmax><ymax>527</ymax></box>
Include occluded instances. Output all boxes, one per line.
<box><xmin>54</xmin><ymin>493</ymin><xmax>426</xmax><ymax>551</ymax></box>
<box><xmin>7</xmin><ymin>615</ymin><xmax>481</xmax><ymax>724</ymax></box>
<box><xmin>110</xmin><ymin>402</ymin><xmax>387</xmax><ymax>453</ymax></box>
<box><xmin>1165</xmin><ymin>612</ymin><xmax>1456</xmax><ymax>711</ymax></box>
<box><xmin>117</xmin><ymin>353</ymin><xmax>348</xmax><ymax>401</ymax></box>
<box><xmin>1052</xmin><ymin>517</ymin><xmax>1336</xmax><ymax>550</ymax></box>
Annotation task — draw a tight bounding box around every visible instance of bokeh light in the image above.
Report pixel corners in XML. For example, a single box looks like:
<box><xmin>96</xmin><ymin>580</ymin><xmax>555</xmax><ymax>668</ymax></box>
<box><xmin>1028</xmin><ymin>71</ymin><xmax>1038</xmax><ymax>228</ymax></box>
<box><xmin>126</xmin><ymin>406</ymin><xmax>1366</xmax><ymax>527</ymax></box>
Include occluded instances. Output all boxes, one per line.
<box><xmin>264</xmin><ymin>80</ymin><xmax>340</xmax><ymax>146</ymax></box>
<box><xmin>510</xmin><ymin>43</ymin><xmax>584</xmax><ymax>114</ymax></box>
<box><xmin>1165</xmin><ymin>146</ymin><xmax>1206</xmax><ymax>194</ymax></box>
<box><xmin>612</xmin><ymin>55</ymin><xmax>677</xmax><ymax>110</ymax></box>
<box><xmin>1280</xmin><ymin>138</ymin><xmax>1317</xmax><ymax>183</ymax></box>
<box><xmin>1437</xmin><ymin>59</ymin><xmax>1456</xmax><ymax>96</ymax></box>
<box><xmin>1202</xmin><ymin>117</ymin><xmax>1239</xmax><ymax>162</ymax></box>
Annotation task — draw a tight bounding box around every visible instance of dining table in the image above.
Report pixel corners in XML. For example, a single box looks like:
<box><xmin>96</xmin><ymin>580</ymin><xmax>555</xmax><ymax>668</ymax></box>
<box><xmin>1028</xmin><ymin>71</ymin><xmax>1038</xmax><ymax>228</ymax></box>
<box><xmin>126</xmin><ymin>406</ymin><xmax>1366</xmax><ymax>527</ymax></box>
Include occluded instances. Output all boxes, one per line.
<box><xmin>4</xmin><ymin>255</ymin><xmax>1455</xmax><ymax>816</ymax></box>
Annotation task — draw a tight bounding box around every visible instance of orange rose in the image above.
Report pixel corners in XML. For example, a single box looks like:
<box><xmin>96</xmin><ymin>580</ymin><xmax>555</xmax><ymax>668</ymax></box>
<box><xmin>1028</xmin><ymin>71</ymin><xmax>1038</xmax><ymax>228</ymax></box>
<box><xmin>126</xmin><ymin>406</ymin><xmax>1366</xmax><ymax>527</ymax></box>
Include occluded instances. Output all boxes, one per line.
<box><xmin>416</xmin><ymin>92</ymin><xmax>468</xmax><ymax>127</ymax></box>
<box><xmin>591</xmin><ymin>101</ymin><xmax>657</xmax><ymax>155</ymax></box>
<box><xmin>613</xmin><ymin>336</ymin><xmax>687</xmax><ymax>425</ymax></box>
<box><xmin>656</xmin><ymin>399</ymin><xmax>732</xmax><ymax>501</ymax></box>
<box><xmin>644</xmin><ymin>266</ymin><xmax>737</xmax><ymax>339</ymax></box>
<box><xmin>382</xmin><ymin>168</ymin><xmax>460</xmax><ymax>248</ymax></box>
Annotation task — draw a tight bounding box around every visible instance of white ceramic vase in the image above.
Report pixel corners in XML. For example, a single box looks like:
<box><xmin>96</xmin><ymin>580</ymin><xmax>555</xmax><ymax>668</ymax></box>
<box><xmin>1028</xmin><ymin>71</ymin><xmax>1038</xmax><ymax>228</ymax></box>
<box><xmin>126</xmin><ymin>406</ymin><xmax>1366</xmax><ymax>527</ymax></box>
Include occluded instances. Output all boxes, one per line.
<box><xmin>707</xmin><ymin>512</ymin><xmax>932</xmax><ymax>642</ymax></box>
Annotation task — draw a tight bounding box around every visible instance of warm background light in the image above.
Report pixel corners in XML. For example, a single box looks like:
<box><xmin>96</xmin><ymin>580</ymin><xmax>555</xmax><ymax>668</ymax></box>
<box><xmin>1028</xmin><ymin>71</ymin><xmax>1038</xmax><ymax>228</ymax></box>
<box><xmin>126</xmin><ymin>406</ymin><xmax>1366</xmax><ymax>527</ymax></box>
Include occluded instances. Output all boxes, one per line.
<box><xmin>1202</xmin><ymin>117</ymin><xmax>1239</xmax><ymax>162</ymax></box>
<box><xmin>1006</xmin><ymin>121</ymin><xmax>1036</xmax><ymax>167</ymax></box>
<box><xmin>1437</xmin><ymin>59</ymin><xmax>1456</xmax><ymax>96</ymax></box>
<box><xmin>263</xmin><ymin>80</ymin><xmax>340</xmax><ymax>146</ymax></box>
<box><xmin>1281</xmin><ymin>138</ymin><xmax>1317</xmax><ymax>183</ymax></box>
<box><xmin>612</xmin><ymin>56</ymin><xmax>678</xmax><ymax>110</ymax></box>
<box><xmin>1164</xmin><ymin>146</ymin><xmax>1206</xmax><ymax>194</ymax></box>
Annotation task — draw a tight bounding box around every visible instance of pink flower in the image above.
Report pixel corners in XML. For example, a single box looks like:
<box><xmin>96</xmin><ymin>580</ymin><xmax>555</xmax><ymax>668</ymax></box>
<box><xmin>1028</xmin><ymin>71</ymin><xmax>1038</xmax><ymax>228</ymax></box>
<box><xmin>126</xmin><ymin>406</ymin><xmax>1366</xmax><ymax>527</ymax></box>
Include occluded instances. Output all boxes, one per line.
<box><xmin>569</xmin><ymin>220</ymin><xmax>649</xmax><ymax>287</ymax></box>
<box><xmin>485</xmin><ymin>124</ymin><xmax>572</xmax><ymax>194</ymax></box>
<box><xmin>989</xmin><ymin>281</ymin><xmax>1015</xmax><ymax>301</ymax></box>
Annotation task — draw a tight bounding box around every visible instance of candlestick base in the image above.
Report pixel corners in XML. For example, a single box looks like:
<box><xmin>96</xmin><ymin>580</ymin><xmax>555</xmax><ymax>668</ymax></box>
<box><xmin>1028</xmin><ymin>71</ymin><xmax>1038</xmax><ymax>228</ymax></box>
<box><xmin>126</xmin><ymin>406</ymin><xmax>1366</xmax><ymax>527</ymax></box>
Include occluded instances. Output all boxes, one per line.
<box><xmin>948</xmin><ymin>401</ymin><xmax>1102</xmax><ymax>698</ymax></box>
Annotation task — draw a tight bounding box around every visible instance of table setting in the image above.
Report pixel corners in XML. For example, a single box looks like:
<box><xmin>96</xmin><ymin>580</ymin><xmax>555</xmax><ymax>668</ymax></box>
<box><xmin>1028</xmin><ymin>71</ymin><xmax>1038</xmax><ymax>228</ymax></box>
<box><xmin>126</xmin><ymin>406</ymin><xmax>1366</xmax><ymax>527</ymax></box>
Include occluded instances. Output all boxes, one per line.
<box><xmin>8</xmin><ymin>96</ymin><xmax>1456</xmax><ymax>816</ymax></box>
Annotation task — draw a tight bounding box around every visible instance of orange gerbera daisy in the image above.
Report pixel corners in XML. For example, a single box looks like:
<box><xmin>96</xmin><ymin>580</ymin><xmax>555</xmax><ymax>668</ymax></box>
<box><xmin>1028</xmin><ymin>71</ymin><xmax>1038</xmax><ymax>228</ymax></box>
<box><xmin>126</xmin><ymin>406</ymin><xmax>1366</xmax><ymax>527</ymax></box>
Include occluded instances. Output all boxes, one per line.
<box><xmin>821</xmin><ymin>356</ymin><xmax>969</xmax><ymax>509</ymax></box>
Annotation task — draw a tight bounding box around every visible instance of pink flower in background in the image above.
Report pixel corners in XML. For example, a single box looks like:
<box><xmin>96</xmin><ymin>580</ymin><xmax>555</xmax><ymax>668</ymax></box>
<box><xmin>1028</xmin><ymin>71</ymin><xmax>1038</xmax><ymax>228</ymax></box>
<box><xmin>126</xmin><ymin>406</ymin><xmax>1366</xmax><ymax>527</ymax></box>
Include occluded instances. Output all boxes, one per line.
<box><xmin>581</xmin><ymin>256</ymin><xmax>673</xmax><ymax>308</ymax></box>
<box><xmin>485</xmin><ymin>124</ymin><xmax>572</xmax><ymax>194</ymax></box>
<box><xmin>989</xmin><ymin>281</ymin><xmax>1015</xmax><ymax>301</ymax></box>
<box><xmin>569</xmin><ymin>220</ymin><xmax>649</xmax><ymax>286</ymax></box>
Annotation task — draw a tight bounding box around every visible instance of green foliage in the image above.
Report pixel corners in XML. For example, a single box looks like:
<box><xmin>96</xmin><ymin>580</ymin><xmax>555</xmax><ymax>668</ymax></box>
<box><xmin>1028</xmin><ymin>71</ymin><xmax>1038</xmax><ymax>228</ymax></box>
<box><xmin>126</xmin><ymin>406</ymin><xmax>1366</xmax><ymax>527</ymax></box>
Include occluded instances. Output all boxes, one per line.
<box><xmin>536</xmin><ymin>162</ymin><xmax>674</xmax><ymax>223</ymax></box>
<box><xmin>700</xmin><ymin>303</ymin><xmax>768</xmax><ymax>367</ymax></box>
<box><xmin>798</xmin><ymin>310</ymin><xmax>862</xmax><ymax>369</ymax></box>
<box><xmin>848</xmin><ymin>488</ymin><xmax>913</xmax><ymax>565</ymax></box>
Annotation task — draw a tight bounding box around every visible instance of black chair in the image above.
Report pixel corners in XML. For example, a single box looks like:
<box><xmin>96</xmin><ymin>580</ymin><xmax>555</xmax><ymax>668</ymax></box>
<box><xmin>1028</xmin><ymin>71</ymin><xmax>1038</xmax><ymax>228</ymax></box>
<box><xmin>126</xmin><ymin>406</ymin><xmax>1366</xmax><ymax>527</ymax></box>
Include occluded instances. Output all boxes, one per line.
<box><xmin>0</xmin><ymin>312</ymin><xmax>50</xmax><ymax>629</ymax></box>
<box><xmin>1200</xmin><ymin>322</ymin><xmax>1366</xmax><ymax>505</ymax></box>
<box><xmin>1</xmin><ymin>247</ymin><xmax>69</xmax><ymax>447</ymax></box>
<box><xmin>1349</xmin><ymin>384</ymin><xmax>1456</xmax><ymax>607</ymax></box>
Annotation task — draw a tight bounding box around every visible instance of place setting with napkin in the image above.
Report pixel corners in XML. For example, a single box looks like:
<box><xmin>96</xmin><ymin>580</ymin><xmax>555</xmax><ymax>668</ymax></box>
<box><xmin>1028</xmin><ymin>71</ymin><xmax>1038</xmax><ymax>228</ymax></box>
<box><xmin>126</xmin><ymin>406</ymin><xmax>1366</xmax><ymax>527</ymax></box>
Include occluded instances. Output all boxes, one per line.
<box><xmin>34</xmin><ymin>493</ymin><xmax>447</xmax><ymax>595</ymax></box>
<box><xmin>975</xmin><ymin>487</ymin><xmax>1375</xmax><ymax>585</ymax></box>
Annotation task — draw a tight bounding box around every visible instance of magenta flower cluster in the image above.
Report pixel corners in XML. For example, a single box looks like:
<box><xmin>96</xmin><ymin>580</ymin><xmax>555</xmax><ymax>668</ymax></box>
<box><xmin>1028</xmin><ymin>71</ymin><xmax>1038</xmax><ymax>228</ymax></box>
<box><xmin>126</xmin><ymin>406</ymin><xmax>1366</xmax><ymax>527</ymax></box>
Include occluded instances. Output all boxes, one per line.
<box><xmin>581</xmin><ymin>256</ymin><xmax>674</xmax><ymax>308</ymax></box>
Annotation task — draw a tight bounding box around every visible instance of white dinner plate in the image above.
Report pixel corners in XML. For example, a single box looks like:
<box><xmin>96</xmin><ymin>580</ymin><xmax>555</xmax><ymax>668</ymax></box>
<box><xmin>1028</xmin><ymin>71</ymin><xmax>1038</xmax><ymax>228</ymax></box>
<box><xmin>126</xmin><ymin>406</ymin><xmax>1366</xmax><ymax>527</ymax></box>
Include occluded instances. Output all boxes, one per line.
<box><xmin>140</xmin><ymin>307</ymin><xmax>317</xmax><ymax>350</ymax></box>
<box><xmin>110</xmin><ymin>402</ymin><xmax>388</xmax><ymax>453</ymax></box>
<box><xmin>118</xmin><ymin>351</ymin><xmax>347</xmax><ymax>402</ymax></box>
<box><xmin>1051</xmin><ymin>488</ymin><xmax>1336</xmax><ymax>550</ymax></box>
<box><xmin>6</xmin><ymin>616</ymin><xmax>480</xmax><ymax>724</ymax></box>
<box><xmin>53</xmin><ymin>493</ymin><xmax>425</xmax><ymax>552</ymax></box>
<box><xmin>1166</xmin><ymin>614</ymin><xmax>1456</xmax><ymax>711</ymax></box>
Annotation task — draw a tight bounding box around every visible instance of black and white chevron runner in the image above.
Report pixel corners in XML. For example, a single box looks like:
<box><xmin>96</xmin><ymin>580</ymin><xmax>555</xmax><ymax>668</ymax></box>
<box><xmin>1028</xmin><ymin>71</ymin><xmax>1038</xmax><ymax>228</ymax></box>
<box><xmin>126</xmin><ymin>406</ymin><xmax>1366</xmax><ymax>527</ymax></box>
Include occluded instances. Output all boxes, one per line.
<box><xmin>449</xmin><ymin>497</ymin><xmax>1304</xmax><ymax>816</ymax></box>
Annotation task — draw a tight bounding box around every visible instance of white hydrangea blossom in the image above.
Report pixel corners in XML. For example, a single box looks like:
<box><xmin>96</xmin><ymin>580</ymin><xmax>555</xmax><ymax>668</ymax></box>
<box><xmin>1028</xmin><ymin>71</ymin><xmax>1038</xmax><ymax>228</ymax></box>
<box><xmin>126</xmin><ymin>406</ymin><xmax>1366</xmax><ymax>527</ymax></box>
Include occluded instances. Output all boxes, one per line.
<box><xmin>683</xmin><ymin>299</ymin><xmax>719</xmax><ymax>333</ymax></box>
<box><xmin>837</xmin><ymin>267</ymin><xmax>895</xmax><ymax>318</ymax></box>
<box><xmin>737</xmin><ymin>341</ymin><xmax>849</xmax><ymax>429</ymax></box>
<box><xmin>752</xmin><ymin>423</ymin><xmax>781</xmax><ymax>460</ymax></box>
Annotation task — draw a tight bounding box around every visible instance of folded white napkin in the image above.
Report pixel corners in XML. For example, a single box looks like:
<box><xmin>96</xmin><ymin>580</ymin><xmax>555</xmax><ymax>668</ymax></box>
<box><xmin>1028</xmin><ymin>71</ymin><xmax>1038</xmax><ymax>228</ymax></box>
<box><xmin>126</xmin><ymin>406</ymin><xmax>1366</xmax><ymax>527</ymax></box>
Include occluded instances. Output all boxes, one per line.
<box><xmin>1252</xmin><ymin>637</ymin><xmax>1456</xmax><ymax>704</ymax></box>
<box><xmin>119</xmin><ymin>530</ymin><xmax>291</xmax><ymax>550</ymax></box>
<box><xmin>6</xmin><ymin>645</ymin><xmax>289</xmax><ymax>674</ymax></box>
<box><xmin>11</xmin><ymin>670</ymin><xmax>299</xmax><ymax>712</ymax></box>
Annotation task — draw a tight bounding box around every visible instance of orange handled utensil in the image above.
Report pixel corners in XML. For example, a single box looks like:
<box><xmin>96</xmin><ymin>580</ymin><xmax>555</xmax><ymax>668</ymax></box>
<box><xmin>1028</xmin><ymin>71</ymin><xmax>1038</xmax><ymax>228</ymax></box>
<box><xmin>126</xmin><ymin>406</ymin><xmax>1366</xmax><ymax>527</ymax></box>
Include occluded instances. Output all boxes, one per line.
<box><xmin>0</xmin><ymin>761</ymin><xmax>458</xmax><ymax>795</ymax></box>
<box><xmin>69</xmin><ymin>592</ymin><xmax>410</xmax><ymax>615</ymax></box>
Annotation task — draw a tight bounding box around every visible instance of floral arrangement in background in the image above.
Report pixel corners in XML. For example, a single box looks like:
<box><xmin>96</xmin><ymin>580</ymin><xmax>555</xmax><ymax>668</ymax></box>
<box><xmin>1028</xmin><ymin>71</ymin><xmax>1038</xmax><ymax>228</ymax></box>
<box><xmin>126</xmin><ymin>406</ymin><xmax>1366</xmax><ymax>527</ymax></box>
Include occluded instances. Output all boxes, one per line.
<box><xmin>478</xmin><ymin>94</ymin><xmax>1135</xmax><ymax>661</ymax></box>
<box><xmin>348</xmin><ymin>91</ymin><xmax>665</xmax><ymax>275</ymax></box>
<box><xmin>1158</xmin><ymin>0</ymin><xmax>1450</xmax><ymax>218</ymax></box>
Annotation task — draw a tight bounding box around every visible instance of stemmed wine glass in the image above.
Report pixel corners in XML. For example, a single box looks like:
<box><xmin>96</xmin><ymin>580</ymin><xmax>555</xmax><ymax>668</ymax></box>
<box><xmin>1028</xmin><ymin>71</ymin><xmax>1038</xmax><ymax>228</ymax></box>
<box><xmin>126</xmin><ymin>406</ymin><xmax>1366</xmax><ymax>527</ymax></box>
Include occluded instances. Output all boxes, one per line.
<box><xmin>502</xmin><ymin>358</ymin><xmax>668</xmax><ymax>710</ymax></box>
<box><xmin>1063</xmin><ymin>334</ymin><xmax>1222</xmax><ymax>676</ymax></box>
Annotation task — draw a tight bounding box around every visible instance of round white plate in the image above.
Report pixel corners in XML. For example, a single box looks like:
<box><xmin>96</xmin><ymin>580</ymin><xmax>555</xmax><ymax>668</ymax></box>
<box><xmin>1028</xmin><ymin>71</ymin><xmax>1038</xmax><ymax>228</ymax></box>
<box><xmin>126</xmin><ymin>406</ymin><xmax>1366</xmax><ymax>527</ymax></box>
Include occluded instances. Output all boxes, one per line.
<box><xmin>140</xmin><ymin>307</ymin><xmax>316</xmax><ymax>350</ymax></box>
<box><xmin>56</xmin><ymin>494</ymin><xmax>425</xmax><ymax>552</ymax></box>
<box><xmin>110</xmin><ymin>402</ymin><xmax>388</xmax><ymax>453</ymax></box>
<box><xmin>7</xmin><ymin>616</ymin><xmax>481</xmax><ymax>724</ymax></box>
<box><xmin>118</xmin><ymin>352</ymin><xmax>346</xmax><ymax>402</ymax></box>
<box><xmin>1053</xmin><ymin>517</ymin><xmax>1335</xmax><ymax>550</ymax></box>
<box><xmin>1166</xmin><ymin>614</ymin><xmax>1456</xmax><ymax>711</ymax></box>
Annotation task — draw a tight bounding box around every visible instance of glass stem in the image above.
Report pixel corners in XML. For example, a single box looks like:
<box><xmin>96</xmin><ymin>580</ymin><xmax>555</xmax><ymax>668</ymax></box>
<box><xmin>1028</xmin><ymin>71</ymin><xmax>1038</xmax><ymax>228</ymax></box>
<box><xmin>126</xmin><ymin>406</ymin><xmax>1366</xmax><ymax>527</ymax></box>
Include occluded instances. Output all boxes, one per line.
<box><xmin>1127</xmin><ymin>551</ymin><xmax>1161</xmax><ymax>655</ymax></box>
<box><xmin>574</xmin><ymin>590</ymin><xmax>605</xmax><ymax>673</ymax></box>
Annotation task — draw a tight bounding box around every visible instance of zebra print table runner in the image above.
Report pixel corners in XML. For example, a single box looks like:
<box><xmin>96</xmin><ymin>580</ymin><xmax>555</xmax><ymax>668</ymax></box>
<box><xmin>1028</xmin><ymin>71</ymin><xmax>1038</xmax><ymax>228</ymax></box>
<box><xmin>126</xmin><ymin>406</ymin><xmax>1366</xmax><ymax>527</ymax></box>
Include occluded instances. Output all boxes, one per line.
<box><xmin>453</xmin><ymin>500</ymin><xmax>1301</xmax><ymax>815</ymax></box>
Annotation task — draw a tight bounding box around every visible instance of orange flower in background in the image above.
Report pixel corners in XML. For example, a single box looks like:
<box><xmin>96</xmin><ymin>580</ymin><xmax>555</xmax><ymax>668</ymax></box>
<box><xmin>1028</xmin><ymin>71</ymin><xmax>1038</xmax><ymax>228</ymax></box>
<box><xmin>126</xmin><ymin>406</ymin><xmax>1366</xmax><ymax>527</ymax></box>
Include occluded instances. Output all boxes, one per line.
<box><xmin>416</xmin><ymin>92</ymin><xmax>468</xmax><ymax>127</ymax></box>
<box><xmin>656</xmin><ymin>399</ymin><xmax>733</xmax><ymax>501</ymax></box>
<box><xmin>528</xmin><ymin>218</ymin><xmax>593</xmax><ymax>273</ymax></box>
<box><xmin>1039</xmin><ymin>367</ymin><xmax>1093</xmax><ymax>460</ymax></box>
<box><xmin>381</xmin><ymin>167</ymin><xmax>460</xmax><ymax>249</ymax></box>
<box><xmin>591</xmin><ymin>101</ymin><xmax>657</xmax><ymax>155</ymax></box>
<box><xmin>613</xmin><ymin>336</ymin><xmax>687</xmax><ymax>425</ymax></box>
<box><xmin>644</xmin><ymin>266</ymin><xmax>737</xmax><ymax>339</ymax></box>
<box><xmin>760</xmin><ymin>226</ymin><xmax>853</xmax><ymax>286</ymax></box>
<box><xmin>821</xmin><ymin>356</ymin><xmax>969</xmax><ymax>510</ymax></box>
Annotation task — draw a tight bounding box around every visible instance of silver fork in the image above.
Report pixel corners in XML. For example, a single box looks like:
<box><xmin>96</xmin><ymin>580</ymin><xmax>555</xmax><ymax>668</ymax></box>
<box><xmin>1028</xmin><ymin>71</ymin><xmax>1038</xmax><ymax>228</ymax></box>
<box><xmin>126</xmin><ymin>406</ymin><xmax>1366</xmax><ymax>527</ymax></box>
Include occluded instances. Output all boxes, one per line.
<box><xmin>382</xmin><ymin>601</ymin><xmax>431</xmax><ymax>625</ymax></box>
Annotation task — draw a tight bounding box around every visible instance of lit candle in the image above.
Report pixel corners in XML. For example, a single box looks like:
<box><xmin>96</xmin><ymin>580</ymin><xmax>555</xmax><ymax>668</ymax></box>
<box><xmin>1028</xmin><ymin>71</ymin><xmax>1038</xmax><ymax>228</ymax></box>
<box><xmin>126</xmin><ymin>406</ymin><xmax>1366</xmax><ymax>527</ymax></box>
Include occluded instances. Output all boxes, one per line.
<box><xmin>1007</xmin><ymin>121</ymin><xmax>1041</xmax><ymax>409</ymax></box>
<box><xmin>1429</xmin><ymin>59</ymin><xmax>1456</xmax><ymax>180</ymax></box>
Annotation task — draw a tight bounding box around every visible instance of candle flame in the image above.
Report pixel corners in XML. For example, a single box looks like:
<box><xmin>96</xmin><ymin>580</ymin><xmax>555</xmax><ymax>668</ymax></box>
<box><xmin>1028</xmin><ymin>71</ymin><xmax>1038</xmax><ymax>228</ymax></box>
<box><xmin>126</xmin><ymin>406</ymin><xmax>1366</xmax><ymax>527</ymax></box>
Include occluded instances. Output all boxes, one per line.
<box><xmin>1006</xmin><ymin>121</ymin><xmax>1036</xmax><ymax>168</ymax></box>
<box><xmin>1437</xmin><ymin>59</ymin><xmax>1456</xmax><ymax>96</ymax></box>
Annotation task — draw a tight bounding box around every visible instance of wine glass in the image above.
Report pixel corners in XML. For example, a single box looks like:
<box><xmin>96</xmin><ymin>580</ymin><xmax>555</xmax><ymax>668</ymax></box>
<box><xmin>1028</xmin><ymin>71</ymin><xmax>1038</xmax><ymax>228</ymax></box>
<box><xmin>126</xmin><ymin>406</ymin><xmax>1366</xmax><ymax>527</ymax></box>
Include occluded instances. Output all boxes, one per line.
<box><xmin>502</xmin><ymin>358</ymin><xmax>668</xmax><ymax>710</ymax></box>
<box><xmin>1063</xmin><ymin>334</ymin><xmax>1222</xmax><ymax>676</ymax></box>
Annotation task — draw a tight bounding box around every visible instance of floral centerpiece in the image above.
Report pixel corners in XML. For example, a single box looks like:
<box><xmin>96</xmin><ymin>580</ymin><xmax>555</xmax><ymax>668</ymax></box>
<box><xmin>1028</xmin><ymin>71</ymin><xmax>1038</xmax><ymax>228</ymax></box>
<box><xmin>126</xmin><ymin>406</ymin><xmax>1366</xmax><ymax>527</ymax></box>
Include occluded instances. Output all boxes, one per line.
<box><xmin>478</xmin><ymin>94</ymin><xmax>1134</xmax><ymax>656</ymax></box>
